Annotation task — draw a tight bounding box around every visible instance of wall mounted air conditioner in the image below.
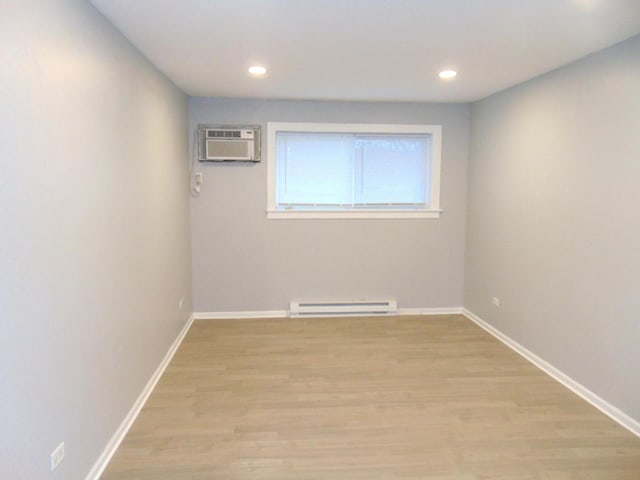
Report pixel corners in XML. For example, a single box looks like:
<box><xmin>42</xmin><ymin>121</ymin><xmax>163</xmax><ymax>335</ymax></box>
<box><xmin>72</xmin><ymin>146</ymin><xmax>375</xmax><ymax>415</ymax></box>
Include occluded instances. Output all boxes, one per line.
<box><xmin>197</xmin><ymin>126</ymin><xmax>261</xmax><ymax>162</ymax></box>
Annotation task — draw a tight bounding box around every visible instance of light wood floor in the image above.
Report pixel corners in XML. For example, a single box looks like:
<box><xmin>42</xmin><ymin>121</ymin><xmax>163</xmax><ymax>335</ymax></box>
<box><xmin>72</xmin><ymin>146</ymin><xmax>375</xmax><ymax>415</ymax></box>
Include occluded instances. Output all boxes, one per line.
<box><xmin>101</xmin><ymin>315</ymin><xmax>640</xmax><ymax>479</ymax></box>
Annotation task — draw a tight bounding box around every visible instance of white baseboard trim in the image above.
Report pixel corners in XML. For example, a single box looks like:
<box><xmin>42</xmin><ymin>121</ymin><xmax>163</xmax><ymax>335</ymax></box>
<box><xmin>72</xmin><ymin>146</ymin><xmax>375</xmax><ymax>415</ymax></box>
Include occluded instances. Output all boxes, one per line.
<box><xmin>85</xmin><ymin>313</ymin><xmax>196</xmax><ymax>480</ymax></box>
<box><xmin>462</xmin><ymin>308</ymin><xmax>640</xmax><ymax>438</ymax></box>
<box><xmin>397</xmin><ymin>307</ymin><xmax>464</xmax><ymax>316</ymax></box>
<box><xmin>194</xmin><ymin>310</ymin><xmax>289</xmax><ymax>320</ymax></box>
<box><xmin>194</xmin><ymin>307</ymin><xmax>463</xmax><ymax>320</ymax></box>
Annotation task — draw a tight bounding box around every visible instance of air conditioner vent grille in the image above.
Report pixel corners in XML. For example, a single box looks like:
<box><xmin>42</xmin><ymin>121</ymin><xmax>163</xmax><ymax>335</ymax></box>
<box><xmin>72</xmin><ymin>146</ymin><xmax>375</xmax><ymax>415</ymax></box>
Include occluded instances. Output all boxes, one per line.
<box><xmin>207</xmin><ymin>130</ymin><xmax>242</xmax><ymax>138</ymax></box>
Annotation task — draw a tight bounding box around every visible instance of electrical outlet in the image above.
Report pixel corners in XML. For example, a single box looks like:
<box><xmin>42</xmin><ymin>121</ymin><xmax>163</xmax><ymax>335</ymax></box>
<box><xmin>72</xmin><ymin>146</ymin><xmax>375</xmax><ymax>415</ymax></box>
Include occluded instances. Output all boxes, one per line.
<box><xmin>492</xmin><ymin>297</ymin><xmax>500</xmax><ymax>307</ymax></box>
<box><xmin>178</xmin><ymin>296</ymin><xmax>185</xmax><ymax>310</ymax></box>
<box><xmin>50</xmin><ymin>442</ymin><xmax>64</xmax><ymax>471</ymax></box>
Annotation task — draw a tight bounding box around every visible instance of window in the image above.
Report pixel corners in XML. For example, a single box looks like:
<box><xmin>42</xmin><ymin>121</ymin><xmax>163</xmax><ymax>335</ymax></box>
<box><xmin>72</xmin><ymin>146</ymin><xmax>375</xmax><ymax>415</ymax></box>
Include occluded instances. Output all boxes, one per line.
<box><xmin>267</xmin><ymin>122</ymin><xmax>442</xmax><ymax>219</ymax></box>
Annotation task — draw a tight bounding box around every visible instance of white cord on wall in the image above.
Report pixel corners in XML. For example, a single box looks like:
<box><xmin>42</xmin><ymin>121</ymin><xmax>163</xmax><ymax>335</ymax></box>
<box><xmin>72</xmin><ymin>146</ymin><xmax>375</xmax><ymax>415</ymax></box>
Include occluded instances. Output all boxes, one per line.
<box><xmin>189</xmin><ymin>129</ymin><xmax>201</xmax><ymax>197</ymax></box>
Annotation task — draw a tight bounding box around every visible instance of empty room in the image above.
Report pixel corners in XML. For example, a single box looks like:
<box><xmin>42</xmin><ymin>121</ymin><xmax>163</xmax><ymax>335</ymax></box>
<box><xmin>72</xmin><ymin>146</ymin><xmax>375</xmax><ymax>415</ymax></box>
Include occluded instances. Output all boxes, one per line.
<box><xmin>2</xmin><ymin>1</ymin><xmax>640</xmax><ymax>479</ymax></box>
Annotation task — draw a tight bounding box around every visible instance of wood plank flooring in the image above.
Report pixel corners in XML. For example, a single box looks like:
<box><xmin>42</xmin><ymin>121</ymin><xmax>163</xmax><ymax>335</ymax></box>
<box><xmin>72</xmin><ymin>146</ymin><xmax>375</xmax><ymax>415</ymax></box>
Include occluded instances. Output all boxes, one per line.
<box><xmin>101</xmin><ymin>315</ymin><xmax>640</xmax><ymax>479</ymax></box>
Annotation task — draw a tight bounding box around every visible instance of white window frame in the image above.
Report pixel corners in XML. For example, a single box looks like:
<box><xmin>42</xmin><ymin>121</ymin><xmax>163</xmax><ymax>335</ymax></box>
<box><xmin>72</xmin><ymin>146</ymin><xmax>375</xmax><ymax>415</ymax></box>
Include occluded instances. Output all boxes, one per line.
<box><xmin>266</xmin><ymin>122</ymin><xmax>442</xmax><ymax>219</ymax></box>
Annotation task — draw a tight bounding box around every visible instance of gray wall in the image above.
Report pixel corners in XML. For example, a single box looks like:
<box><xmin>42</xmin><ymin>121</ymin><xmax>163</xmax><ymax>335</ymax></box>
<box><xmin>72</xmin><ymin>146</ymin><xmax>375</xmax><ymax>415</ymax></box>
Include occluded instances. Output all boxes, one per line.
<box><xmin>190</xmin><ymin>98</ymin><xmax>469</xmax><ymax>312</ymax></box>
<box><xmin>465</xmin><ymin>35</ymin><xmax>640</xmax><ymax>422</ymax></box>
<box><xmin>0</xmin><ymin>1</ymin><xmax>192</xmax><ymax>479</ymax></box>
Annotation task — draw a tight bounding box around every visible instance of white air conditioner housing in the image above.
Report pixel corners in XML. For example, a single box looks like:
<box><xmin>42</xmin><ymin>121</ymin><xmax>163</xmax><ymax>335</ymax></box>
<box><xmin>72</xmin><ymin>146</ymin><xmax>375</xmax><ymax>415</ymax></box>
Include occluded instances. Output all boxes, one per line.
<box><xmin>198</xmin><ymin>126</ymin><xmax>260</xmax><ymax>162</ymax></box>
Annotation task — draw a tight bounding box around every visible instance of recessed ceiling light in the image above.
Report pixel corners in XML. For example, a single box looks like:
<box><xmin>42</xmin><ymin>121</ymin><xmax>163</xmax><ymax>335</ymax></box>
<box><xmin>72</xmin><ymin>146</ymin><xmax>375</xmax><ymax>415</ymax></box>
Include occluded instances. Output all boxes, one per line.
<box><xmin>248</xmin><ymin>65</ymin><xmax>267</xmax><ymax>76</ymax></box>
<box><xmin>439</xmin><ymin>69</ymin><xmax>457</xmax><ymax>80</ymax></box>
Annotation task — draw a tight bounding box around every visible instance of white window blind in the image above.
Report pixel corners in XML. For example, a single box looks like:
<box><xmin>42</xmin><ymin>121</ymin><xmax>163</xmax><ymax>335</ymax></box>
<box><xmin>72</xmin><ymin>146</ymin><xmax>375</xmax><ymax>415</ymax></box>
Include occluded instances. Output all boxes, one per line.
<box><xmin>267</xmin><ymin>122</ymin><xmax>442</xmax><ymax>219</ymax></box>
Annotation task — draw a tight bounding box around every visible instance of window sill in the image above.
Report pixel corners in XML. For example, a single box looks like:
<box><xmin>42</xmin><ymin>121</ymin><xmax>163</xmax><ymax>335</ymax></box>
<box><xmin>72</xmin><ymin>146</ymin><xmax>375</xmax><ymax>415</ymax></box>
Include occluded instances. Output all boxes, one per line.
<box><xmin>266</xmin><ymin>209</ymin><xmax>442</xmax><ymax>220</ymax></box>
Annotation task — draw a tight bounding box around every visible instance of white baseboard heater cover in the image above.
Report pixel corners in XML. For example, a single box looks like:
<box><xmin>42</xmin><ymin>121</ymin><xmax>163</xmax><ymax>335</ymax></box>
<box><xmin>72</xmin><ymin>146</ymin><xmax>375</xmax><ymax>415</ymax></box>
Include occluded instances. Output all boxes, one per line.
<box><xmin>290</xmin><ymin>299</ymin><xmax>398</xmax><ymax>317</ymax></box>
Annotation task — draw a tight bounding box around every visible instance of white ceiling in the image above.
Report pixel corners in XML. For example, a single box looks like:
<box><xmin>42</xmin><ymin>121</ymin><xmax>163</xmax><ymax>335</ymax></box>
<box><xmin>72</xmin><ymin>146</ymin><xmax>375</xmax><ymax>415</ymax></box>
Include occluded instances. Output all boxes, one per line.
<box><xmin>89</xmin><ymin>0</ymin><xmax>640</xmax><ymax>103</ymax></box>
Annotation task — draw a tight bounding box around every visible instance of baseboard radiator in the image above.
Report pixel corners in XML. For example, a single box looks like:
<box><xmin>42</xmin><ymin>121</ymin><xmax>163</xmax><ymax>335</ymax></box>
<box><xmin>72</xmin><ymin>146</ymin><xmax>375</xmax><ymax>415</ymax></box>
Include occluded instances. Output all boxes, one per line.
<box><xmin>289</xmin><ymin>299</ymin><xmax>398</xmax><ymax>317</ymax></box>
